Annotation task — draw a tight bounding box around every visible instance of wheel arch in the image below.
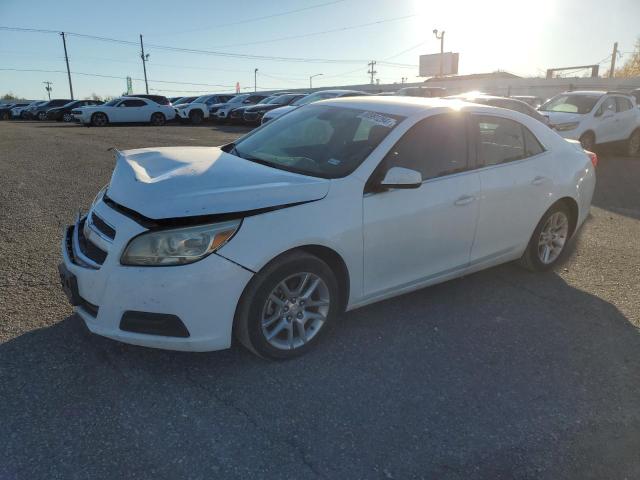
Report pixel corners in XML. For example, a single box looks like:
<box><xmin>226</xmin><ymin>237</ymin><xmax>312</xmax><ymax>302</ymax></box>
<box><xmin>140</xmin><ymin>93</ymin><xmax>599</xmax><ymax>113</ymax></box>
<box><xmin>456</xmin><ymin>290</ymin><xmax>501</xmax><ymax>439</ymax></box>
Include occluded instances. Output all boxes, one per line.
<box><xmin>91</xmin><ymin>111</ymin><xmax>109</xmax><ymax>122</ymax></box>
<box><xmin>579</xmin><ymin>129</ymin><xmax>596</xmax><ymax>142</ymax></box>
<box><xmin>552</xmin><ymin>196</ymin><xmax>579</xmax><ymax>238</ymax></box>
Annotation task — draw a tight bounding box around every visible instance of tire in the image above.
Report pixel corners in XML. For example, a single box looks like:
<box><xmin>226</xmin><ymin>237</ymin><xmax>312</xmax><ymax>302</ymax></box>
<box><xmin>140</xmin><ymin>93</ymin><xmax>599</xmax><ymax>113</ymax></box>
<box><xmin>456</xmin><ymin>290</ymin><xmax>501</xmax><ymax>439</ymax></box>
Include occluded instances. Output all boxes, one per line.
<box><xmin>91</xmin><ymin>112</ymin><xmax>108</xmax><ymax>127</ymax></box>
<box><xmin>62</xmin><ymin>112</ymin><xmax>73</xmax><ymax>123</ymax></box>
<box><xmin>37</xmin><ymin>111</ymin><xmax>47</xmax><ymax>121</ymax></box>
<box><xmin>1</xmin><ymin>111</ymin><xmax>9</xmax><ymax>121</ymax></box>
<box><xmin>579</xmin><ymin>131</ymin><xmax>595</xmax><ymax>151</ymax></box>
<box><xmin>234</xmin><ymin>251</ymin><xmax>340</xmax><ymax>359</ymax></box>
<box><xmin>519</xmin><ymin>203</ymin><xmax>572</xmax><ymax>272</ymax></box>
<box><xmin>626</xmin><ymin>129</ymin><xmax>640</xmax><ymax>157</ymax></box>
<box><xmin>189</xmin><ymin>109</ymin><xmax>204</xmax><ymax>125</ymax></box>
<box><xmin>150</xmin><ymin>112</ymin><xmax>166</xmax><ymax>126</ymax></box>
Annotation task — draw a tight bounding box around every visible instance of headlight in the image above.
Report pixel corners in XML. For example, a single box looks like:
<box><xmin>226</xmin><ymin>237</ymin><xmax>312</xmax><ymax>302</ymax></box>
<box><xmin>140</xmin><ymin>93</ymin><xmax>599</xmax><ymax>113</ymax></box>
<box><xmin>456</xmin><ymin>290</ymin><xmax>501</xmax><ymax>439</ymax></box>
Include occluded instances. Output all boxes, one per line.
<box><xmin>92</xmin><ymin>184</ymin><xmax>109</xmax><ymax>207</ymax></box>
<box><xmin>121</xmin><ymin>220</ymin><xmax>241</xmax><ymax>266</ymax></box>
<box><xmin>554</xmin><ymin>122</ymin><xmax>580</xmax><ymax>131</ymax></box>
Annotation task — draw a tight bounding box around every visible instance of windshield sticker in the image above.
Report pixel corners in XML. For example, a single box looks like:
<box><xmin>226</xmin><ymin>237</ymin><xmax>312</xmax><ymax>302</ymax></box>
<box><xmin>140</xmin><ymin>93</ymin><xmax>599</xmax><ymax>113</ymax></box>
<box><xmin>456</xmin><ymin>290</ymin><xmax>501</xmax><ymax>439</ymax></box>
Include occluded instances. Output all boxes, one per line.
<box><xmin>357</xmin><ymin>111</ymin><xmax>397</xmax><ymax>128</ymax></box>
<box><xmin>327</xmin><ymin>158</ymin><xmax>341</xmax><ymax>166</ymax></box>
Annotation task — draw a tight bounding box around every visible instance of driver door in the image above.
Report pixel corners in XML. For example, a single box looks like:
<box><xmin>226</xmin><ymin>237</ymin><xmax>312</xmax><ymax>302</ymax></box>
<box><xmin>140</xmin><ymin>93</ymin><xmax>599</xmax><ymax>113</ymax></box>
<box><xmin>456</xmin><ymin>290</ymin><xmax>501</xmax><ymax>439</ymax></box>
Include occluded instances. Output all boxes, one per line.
<box><xmin>362</xmin><ymin>113</ymin><xmax>480</xmax><ymax>297</ymax></box>
<box><xmin>594</xmin><ymin>97</ymin><xmax>617</xmax><ymax>143</ymax></box>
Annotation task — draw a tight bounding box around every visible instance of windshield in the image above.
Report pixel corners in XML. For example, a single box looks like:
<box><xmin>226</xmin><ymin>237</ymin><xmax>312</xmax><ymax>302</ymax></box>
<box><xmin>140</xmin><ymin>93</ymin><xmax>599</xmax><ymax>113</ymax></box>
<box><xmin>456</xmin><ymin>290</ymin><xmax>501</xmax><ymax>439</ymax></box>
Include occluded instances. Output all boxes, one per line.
<box><xmin>229</xmin><ymin>95</ymin><xmax>249</xmax><ymax>103</ymax></box>
<box><xmin>104</xmin><ymin>99</ymin><xmax>120</xmax><ymax>107</ymax></box>
<box><xmin>193</xmin><ymin>95</ymin><xmax>211</xmax><ymax>103</ymax></box>
<box><xmin>291</xmin><ymin>92</ymin><xmax>342</xmax><ymax>107</ymax></box>
<box><xmin>233</xmin><ymin>105</ymin><xmax>404</xmax><ymax>179</ymax></box>
<box><xmin>540</xmin><ymin>94</ymin><xmax>600</xmax><ymax>114</ymax></box>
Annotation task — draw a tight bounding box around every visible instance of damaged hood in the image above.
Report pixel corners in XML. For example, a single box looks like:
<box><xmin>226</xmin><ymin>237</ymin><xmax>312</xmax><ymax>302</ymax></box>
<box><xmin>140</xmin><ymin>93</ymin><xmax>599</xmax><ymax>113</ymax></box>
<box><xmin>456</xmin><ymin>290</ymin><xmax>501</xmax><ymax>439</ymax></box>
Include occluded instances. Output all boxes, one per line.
<box><xmin>106</xmin><ymin>146</ymin><xmax>329</xmax><ymax>220</ymax></box>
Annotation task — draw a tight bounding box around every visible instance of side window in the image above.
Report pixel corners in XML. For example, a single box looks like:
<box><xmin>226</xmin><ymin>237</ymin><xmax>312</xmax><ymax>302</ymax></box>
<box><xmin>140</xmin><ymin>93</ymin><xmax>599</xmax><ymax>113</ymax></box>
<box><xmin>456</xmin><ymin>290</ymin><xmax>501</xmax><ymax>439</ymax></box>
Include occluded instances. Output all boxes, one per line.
<box><xmin>523</xmin><ymin>128</ymin><xmax>545</xmax><ymax>156</ymax></box>
<box><xmin>474</xmin><ymin>115</ymin><xmax>525</xmax><ymax>166</ymax></box>
<box><xmin>597</xmin><ymin>97</ymin><xmax>616</xmax><ymax>115</ymax></box>
<box><xmin>615</xmin><ymin>97</ymin><xmax>632</xmax><ymax>112</ymax></box>
<box><xmin>382</xmin><ymin>113</ymin><xmax>468</xmax><ymax>180</ymax></box>
<box><xmin>122</xmin><ymin>99</ymin><xmax>146</xmax><ymax>107</ymax></box>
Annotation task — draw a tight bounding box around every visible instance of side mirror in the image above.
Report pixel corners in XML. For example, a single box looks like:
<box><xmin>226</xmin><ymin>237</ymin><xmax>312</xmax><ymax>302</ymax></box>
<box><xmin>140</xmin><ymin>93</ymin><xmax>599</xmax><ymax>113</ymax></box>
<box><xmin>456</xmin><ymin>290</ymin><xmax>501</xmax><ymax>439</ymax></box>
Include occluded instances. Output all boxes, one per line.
<box><xmin>380</xmin><ymin>167</ymin><xmax>422</xmax><ymax>189</ymax></box>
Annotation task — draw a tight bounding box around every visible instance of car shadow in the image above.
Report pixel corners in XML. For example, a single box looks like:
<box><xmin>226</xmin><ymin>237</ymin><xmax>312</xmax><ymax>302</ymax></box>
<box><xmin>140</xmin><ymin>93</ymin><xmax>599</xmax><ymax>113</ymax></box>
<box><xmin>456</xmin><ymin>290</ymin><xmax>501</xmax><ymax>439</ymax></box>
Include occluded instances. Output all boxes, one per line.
<box><xmin>1</xmin><ymin>265</ymin><xmax>639</xmax><ymax>479</ymax></box>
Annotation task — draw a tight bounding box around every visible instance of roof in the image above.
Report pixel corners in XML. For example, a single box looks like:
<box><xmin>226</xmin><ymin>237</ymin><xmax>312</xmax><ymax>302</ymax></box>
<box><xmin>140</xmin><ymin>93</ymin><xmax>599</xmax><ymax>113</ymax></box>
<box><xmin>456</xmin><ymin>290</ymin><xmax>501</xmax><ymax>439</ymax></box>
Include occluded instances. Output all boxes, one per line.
<box><xmin>319</xmin><ymin>95</ymin><xmax>495</xmax><ymax>117</ymax></box>
<box><xmin>561</xmin><ymin>91</ymin><xmax>606</xmax><ymax>96</ymax></box>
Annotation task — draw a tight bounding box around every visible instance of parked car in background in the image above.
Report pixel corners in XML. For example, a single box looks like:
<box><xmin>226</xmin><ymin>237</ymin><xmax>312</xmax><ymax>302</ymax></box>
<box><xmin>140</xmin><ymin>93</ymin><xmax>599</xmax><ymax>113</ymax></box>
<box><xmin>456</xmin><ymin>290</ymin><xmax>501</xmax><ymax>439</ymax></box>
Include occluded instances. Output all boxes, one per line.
<box><xmin>261</xmin><ymin>89</ymin><xmax>369</xmax><ymax>124</ymax></box>
<box><xmin>216</xmin><ymin>94</ymin><xmax>265</xmax><ymax>122</ymax></box>
<box><xmin>446</xmin><ymin>92</ymin><xmax>550</xmax><ymax>125</ymax></box>
<box><xmin>243</xmin><ymin>93</ymin><xmax>307</xmax><ymax>124</ymax></box>
<box><xmin>59</xmin><ymin>97</ymin><xmax>595</xmax><ymax>358</ymax></box>
<box><xmin>539</xmin><ymin>91</ymin><xmax>640</xmax><ymax>155</ymax></box>
<box><xmin>124</xmin><ymin>94</ymin><xmax>170</xmax><ymax>105</ymax></box>
<box><xmin>171</xmin><ymin>96</ymin><xmax>199</xmax><ymax>108</ymax></box>
<box><xmin>630</xmin><ymin>88</ymin><xmax>640</xmax><ymax>107</ymax></box>
<box><xmin>168</xmin><ymin>96</ymin><xmax>183</xmax><ymax>104</ymax></box>
<box><xmin>28</xmin><ymin>99</ymin><xmax>72</xmax><ymax>120</ymax></box>
<box><xmin>226</xmin><ymin>94</ymin><xmax>271</xmax><ymax>123</ymax></box>
<box><xmin>0</xmin><ymin>101</ymin><xmax>31</xmax><ymax>120</ymax></box>
<box><xmin>72</xmin><ymin>97</ymin><xmax>176</xmax><ymax>126</ymax></box>
<box><xmin>12</xmin><ymin>101</ymin><xmax>45</xmax><ymax>119</ymax></box>
<box><xmin>512</xmin><ymin>95</ymin><xmax>545</xmax><ymax>108</ymax></box>
<box><xmin>175</xmin><ymin>94</ymin><xmax>233</xmax><ymax>124</ymax></box>
<box><xmin>46</xmin><ymin>99</ymin><xmax>104</xmax><ymax>122</ymax></box>
<box><xmin>395</xmin><ymin>86</ymin><xmax>447</xmax><ymax>98</ymax></box>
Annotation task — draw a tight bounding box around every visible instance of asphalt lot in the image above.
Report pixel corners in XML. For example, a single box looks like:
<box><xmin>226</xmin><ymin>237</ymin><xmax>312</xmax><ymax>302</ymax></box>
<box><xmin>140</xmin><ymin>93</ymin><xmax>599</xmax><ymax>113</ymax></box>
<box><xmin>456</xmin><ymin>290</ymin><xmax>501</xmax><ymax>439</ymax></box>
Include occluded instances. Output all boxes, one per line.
<box><xmin>1</xmin><ymin>120</ymin><xmax>639</xmax><ymax>479</ymax></box>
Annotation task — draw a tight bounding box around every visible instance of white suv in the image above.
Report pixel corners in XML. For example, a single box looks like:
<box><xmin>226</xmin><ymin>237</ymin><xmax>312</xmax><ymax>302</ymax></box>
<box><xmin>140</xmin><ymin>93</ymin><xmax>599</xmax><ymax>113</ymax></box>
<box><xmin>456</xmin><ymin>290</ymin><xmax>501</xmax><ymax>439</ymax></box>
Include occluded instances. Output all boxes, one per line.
<box><xmin>175</xmin><ymin>94</ymin><xmax>233</xmax><ymax>124</ymax></box>
<box><xmin>540</xmin><ymin>91</ymin><xmax>640</xmax><ymax>155</ymax></box>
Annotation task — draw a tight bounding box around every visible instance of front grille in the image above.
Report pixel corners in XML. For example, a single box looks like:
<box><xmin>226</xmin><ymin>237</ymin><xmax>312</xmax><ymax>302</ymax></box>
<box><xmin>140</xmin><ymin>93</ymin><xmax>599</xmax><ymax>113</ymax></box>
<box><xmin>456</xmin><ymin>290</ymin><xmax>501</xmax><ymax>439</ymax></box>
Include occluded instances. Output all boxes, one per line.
<box><xmin>78</xmin><ymin>218</ymin><xmax>107</xmax><ymax>265</ymax></box>
<box><xmin>90</xmin><ymin>213</ymin><xmax>116</xmax><ymax>240</ymax></box>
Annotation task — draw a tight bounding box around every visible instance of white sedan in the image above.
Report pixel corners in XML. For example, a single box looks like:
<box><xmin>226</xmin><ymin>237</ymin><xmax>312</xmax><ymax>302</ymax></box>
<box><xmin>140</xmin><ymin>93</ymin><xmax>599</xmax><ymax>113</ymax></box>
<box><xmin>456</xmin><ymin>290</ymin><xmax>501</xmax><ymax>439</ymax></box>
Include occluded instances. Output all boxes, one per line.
<box><xmin>72</xmin><ymin>97</ymin><xmax>176</xmax><ymax>126</ymax></box>
<box><xmin>59</xmin><ymin>97</ymin><xmax>595</xmax><ymax>359</ymax></box>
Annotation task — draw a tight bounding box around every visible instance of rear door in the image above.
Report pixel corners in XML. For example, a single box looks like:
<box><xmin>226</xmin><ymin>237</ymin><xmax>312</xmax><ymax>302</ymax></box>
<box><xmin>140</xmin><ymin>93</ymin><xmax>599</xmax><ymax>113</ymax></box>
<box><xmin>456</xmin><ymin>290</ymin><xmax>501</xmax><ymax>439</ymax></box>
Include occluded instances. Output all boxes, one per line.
<box><xmin>613</xmin><ymin>96</ymin><xmax>637</xmax><ymax>141</ymax></box>
<box><xmin>363</xmin><ymin>113</ymin><xmax>481</xmax><ymax>296</ymax></box>
<box><xmin>470</xmin><ymin>114</ymin><xmax>553</xmax><ymax>264</ymax></box>
<box><xmin>593</xmin><ymin>97</ymin><xmax>617</xmax><ymax>143</ymax></box>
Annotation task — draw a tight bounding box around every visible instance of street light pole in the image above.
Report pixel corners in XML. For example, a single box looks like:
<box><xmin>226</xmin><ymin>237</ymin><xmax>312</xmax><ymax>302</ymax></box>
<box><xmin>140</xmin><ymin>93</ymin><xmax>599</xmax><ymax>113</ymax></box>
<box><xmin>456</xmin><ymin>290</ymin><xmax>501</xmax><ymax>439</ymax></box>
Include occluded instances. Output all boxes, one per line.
<box><xmin>139</xmin><ymin>34</ymin><xmax>149</xmax><ymax>94</ymax></box>
<box><xmin>254</xmin><ymin>68</ymin><xmax>258</xmax><ymax>92</ymax></box>
<box><xmin>309</xmin><ymin>73</ymin><xmax>323</xmax><ymax>89</ymax></box>
<box><xmin>432</xmin><ymin>29</ymin><xmax>445</xmax><ymax>77</ymax></box>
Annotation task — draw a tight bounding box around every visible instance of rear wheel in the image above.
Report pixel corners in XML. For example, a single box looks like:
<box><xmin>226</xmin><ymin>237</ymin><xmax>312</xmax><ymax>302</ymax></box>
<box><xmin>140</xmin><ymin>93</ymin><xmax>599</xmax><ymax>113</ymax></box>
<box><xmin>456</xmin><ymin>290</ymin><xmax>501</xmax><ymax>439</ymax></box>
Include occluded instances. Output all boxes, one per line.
<box><xmin>91</xmin><ymin>112</ymin><xmax>108</xmax><ymax>127</ymax></box>
<box><xmin>626</xmin><ymin>129</ymin><xmax>640</xmax><ymax>157</ymax></box>
<box><xmin>150</xmin><ymin>112</ymin><xmax>166</xmax><ymax>126</ymax></box>
<box><xmin>37</xmin><ymin>111</ymin><xmax>47</xmax><ymax>121</ymax></box>
<box><xmin>519</xmin><ymin>203</ymin><xmax>572</xmax><ymax>272</ymax></box>
<box><xmin>62</xmin><ymin>112</ymin><xmax>73</xmax><ymax>122</ymax></box>
<box><xmin>579</xmin><ymin>131</ymin><xmax>595</xmax><ymax>151</ymax></box>
<box><xmin>1</xmin><ymin>111</ymin><xmax>9</xmax><ymax>121</ymax></box>
<box><xmin>235</xmin><ymin>251</ymin><xmax>339</xmax><ymax>359</ymax></box>
<box><xmin>189</xmin><ymin>109</ymin><xmax>204</xmax><ymax>125</ymax></box>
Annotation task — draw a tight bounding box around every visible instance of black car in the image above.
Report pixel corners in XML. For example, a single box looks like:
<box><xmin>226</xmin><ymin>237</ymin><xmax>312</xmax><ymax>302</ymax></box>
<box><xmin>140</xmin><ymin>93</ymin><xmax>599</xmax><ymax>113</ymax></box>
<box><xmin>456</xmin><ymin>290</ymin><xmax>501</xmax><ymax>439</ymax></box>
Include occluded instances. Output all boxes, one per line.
<box><xmin>46</xmin><ymin>99</ymin><xmax>103</xmax><ymax>122</ymax></box>
<box><xmin>28</xmin><ymin>99</ymin><xmax>73</xmax><ymax>120</ymax></box>
<box><xmin>227</xmin><ymin>94</ymin><xmax>271</xmax><ymax>123</ymax></box>
<box><xmin>0</xmin><ymin>102</ymin><xmax>30</xmax><ymax>120</ymax></box>
<box><xmin>124</xmin><ymin>94</ymin><xmax>170</xmax><ymax>105</ymax></box>
<box><xmin>242</xmin><ymin>93</ymin><xmax>307</xmax><ymax>124</ymax></box>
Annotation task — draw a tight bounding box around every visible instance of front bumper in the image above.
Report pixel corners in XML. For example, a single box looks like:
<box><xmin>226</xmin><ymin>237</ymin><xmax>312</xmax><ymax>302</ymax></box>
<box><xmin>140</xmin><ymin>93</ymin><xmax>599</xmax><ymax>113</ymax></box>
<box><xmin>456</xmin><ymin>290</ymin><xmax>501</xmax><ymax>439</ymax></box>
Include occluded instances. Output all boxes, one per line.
<box><xmin>60</xmin><ymin>200</ymin><xmax>253</xmax><ymax>351</ymax></box>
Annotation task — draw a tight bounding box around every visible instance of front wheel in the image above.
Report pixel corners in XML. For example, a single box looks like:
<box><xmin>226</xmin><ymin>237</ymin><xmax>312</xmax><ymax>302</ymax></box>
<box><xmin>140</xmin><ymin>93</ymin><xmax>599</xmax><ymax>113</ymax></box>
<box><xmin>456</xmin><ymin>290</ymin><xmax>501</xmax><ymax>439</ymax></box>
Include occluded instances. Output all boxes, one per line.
<box><xmin>189</xmin><ymin>110</ymin><xmax>204</xmax><ymax>124</ymax></box>
<box><xmin>519</xmin><ymin>204</ymin><xmax>572</xmax><ymax>272</ymax></box>
<box><xmin>62</xmin><ymin>112</ymin><xmax>73</xmax><ymax>122</ymax></box>
<box><xmin>626</xmin><ymin>130</ymin><xmax>640</xmax><ymax>157</ymax></box>
<box><xmin>37</xmin><ymin>112</ymin><xmax>47</xmax><ymax>121</ymax></box>
<box><xmin>150</xmin><ymin>112</ymin><xmax>166</xmax><ymax>126</ymax></box>
<box><xmin>91</xmin><ymin>112</ymin><xmax>108</xmax><ymax>127</ymax></box>
<box><xmin>235</xmin><ymin>251</ymin><xmax>339</xmax><ymax>359</ymax></box>
<box><xmin>1</xmin><ymin>111</ymin><xmax>9</xmax><ymax>121</ymax></box>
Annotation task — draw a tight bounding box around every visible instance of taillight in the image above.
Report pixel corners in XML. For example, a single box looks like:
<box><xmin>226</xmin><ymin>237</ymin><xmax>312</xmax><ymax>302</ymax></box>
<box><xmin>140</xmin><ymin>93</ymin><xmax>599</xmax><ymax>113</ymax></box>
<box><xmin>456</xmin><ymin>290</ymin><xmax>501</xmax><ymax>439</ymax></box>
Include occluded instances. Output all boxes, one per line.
<box><xmin>585</xmin><ymin>150</ymin><xmax>598</xmax><ymax>168</ymax></box>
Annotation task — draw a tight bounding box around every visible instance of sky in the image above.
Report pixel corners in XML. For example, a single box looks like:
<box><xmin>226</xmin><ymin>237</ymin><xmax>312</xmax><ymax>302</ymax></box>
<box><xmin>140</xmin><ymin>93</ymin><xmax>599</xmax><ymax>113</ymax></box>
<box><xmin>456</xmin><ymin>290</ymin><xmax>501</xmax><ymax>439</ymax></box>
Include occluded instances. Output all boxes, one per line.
<box><xmin>0</xmin><ymin>0</ymin><xmax>638</xmax><ymax>100</ymax></box>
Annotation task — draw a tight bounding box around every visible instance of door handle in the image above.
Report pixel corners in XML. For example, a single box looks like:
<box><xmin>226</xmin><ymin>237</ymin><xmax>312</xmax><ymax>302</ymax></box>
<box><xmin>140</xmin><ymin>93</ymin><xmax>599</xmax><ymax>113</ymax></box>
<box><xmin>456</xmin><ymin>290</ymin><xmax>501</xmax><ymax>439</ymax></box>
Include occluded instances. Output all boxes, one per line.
<box><xmin>531</xmin><ymin>176</ymin><xmax>549</xmax><ymax>186</ymax></box>
<box><xmin>454</xmin><ymin>195</ymin><xmax>475</xmax><ymax>206</ymax></box>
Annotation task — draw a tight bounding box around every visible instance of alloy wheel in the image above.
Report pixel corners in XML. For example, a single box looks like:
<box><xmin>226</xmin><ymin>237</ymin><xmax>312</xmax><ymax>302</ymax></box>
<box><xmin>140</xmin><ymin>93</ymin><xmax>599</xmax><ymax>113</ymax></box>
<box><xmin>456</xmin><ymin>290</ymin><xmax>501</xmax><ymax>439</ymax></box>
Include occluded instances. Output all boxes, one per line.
<box><xmin>537</xmin><ymin>211</ymin><xmax>569</xmax><ymax>264</ymax></box>
<box><xmin>261</xmin><ymin>272</ymin><xmax>330</xmax><ymax>350</ymax></box>
<box><xmin>63</xmin><ymin>112</ymin><xmax>72</xmax><ymax>122</ymax></box>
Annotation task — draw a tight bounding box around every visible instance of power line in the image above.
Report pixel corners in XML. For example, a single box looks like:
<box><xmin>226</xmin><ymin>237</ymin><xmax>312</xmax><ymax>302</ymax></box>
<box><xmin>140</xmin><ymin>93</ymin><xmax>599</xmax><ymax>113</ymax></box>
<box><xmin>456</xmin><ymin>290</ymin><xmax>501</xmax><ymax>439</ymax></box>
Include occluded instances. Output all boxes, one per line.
<box><xmin>146</xmin><ymin>0</ymin><xmax>347</xmax><ymax>36</ymax></box>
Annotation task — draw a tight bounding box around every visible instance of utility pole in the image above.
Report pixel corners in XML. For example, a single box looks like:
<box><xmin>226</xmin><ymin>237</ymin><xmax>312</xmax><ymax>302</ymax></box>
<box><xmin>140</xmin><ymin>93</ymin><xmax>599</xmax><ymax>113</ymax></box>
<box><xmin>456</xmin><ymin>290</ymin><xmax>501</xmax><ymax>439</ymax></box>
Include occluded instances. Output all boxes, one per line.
<box><xmin>60</xmin><ymin>32</ymin><xmax>74</xmax><ymax>99</ymax></box>
<box><xmin>367</xmin><ymin>60</ymin><xmax>377</xmax><ymax>85</ymax></box>
<box><xmin>401</xmin><ymin>77</ymin><xmax>407</xmax><ymax>84</ymax></box>
<box><xmin>254</xmin><ymin>68</ymin><xmax>258</xmax><ymax>92</ymax></box>
<box><xmin>139</xmin><ymin>34</ymin><xmax>149</xmax><ymax>94</ymax></box>
<box><xmin>43</xmin><ymin>81</ymin><xmax>53</xmax><ymax>100</ymax></box>
<box><xmin>609</xmin><ymin>42</ymin><xmax>618</xmax><ymax>78</ymax></box>
<box><xmin>433</xmin><ymin>29</ymin><xmax>445</xmax><ymax>77</ymax></box>
<box><xmin>310</xmin><ymin>73</ymin><xmax>322</xmax><ymax>89</ymax></box>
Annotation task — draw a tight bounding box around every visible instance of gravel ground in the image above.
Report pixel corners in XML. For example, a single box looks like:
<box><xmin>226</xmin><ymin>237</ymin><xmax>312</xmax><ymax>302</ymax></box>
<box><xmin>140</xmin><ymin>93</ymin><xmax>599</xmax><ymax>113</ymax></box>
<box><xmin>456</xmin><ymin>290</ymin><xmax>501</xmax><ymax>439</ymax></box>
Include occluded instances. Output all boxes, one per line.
<box><xmin>1</xmin><ymin>120</ymin><xmax>639</xmax><ymax>480</ymax></box>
